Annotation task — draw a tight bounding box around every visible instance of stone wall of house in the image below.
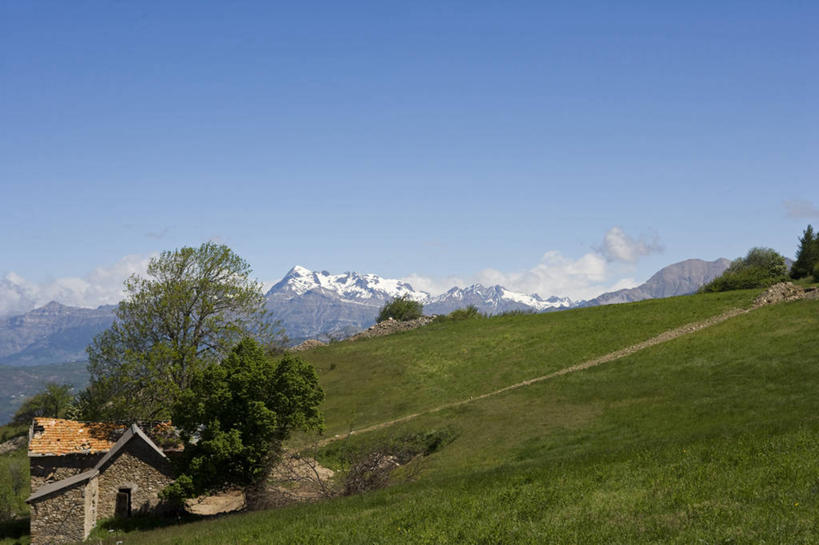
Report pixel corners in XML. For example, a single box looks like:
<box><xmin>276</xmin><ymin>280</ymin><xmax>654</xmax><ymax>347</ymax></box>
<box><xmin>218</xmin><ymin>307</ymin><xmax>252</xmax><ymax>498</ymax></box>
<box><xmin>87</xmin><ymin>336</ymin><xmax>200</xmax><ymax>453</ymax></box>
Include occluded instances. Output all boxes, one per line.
<box><xmin>30</xmin><ymin>478</ymin><xmax>93</xmax><ymax>545</ymax></box>
<box><xmin>96</xmin><ymin>438</ymin><xmax>174</xmax><ymax>521</ymax></box>
<box><xmin>84</xmin><ymin>475</ymin><xmax>99</xmax><ymax>537</ymax></box>
<box><xmin>30</xmin><ymin>453</ymin><xmax>104</xmax><ymax>492</ymax></box>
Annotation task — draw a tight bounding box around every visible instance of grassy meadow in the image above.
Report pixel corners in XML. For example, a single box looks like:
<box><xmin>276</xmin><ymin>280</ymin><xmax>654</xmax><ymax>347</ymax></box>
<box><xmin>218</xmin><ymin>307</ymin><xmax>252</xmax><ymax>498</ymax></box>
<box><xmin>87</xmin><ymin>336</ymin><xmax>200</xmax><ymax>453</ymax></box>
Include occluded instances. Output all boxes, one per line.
<box><xmin>306</xmin><ymin>290</ymin><xmax>757</xmax><ymax>436</ymax></box>
<box><xmin>0</xmin><ymin>444</ymin><xmax>28</xmax><ymax>545</ymax></box>
<box><xmin>79</xmin><ymin>290</ymin><xmax>819</xmax><ymax>544</ymax></box>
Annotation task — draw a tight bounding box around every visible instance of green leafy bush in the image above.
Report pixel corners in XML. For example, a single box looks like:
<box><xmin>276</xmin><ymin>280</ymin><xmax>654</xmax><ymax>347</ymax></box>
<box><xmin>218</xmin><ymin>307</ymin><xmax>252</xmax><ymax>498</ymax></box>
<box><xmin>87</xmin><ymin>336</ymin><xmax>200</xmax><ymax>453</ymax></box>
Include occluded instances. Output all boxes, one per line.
<box><xmin>700</xmin><ymin>247</ymin><xmax>788</xmax><ymax>292</ymax></box>
<box><xmin>377</xmin><ymin>296</ymin><xmax>423</xmax><ymax>323</ymax></box>
<box><xmin>164</xmin><ymin>338</ymin><xmax>324</xmax><ymax>503</ymax></box>
<box><xmin>436</xmin><ymin>306</ymin><xmax>482</xmax><ymax>322</ymax></box>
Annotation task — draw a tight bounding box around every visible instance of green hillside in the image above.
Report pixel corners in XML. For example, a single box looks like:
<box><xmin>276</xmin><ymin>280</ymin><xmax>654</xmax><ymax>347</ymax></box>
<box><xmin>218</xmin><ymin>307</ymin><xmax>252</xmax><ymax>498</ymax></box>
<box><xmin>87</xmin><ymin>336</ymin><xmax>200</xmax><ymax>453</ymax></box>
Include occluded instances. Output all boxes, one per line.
<box><xmin>307</xmin><ymin>290</ymin><xmax>756</xmax><ymax>437</ymax></box>
<box><xmin>26</xmin><ymin>289</ymin><xmax>819</xmax><ymax>543</ymax></box>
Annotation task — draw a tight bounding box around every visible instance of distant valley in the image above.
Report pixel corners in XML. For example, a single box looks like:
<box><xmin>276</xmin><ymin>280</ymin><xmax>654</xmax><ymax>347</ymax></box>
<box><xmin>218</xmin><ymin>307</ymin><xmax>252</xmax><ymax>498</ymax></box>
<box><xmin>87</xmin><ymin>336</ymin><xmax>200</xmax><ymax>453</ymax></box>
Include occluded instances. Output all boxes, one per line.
<box><xmin>0</xmin><ymin>361</ymin><xmax>88</xmax><ymax>425</ymax></box>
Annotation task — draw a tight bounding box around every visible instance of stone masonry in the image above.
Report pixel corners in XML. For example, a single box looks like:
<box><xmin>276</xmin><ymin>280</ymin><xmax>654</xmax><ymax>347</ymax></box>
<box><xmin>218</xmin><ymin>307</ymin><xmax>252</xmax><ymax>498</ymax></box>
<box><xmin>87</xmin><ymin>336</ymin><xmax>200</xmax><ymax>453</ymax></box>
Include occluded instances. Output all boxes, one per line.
<box><xmin>27</xmin><ymin>422</ymin><xmax>176</xmax><ymax>545</ymax></box>
<box><xmin>96</xmin><ymin>437</ymin><xmax>174</xmax><ymax>519</ymax></box>
<box><xmin>30</xmin><ymin>453</ymin><xmax>104</xmax><ymax>492</ymax></box>
<box><xmin>29</xmin><ymin>476</ymin><xmax>96</xmax><ymax>545</ymax></box>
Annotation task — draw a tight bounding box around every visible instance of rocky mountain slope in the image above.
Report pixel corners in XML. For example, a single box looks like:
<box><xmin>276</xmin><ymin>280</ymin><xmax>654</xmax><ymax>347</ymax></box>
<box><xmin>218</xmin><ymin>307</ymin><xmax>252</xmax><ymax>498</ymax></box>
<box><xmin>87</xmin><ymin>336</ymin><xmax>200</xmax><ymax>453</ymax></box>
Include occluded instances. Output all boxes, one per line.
<box><xmin>583</xmin><ymin>258</ymin><xmax>731</xmax><ymax>306</ymax></box>
<box><xmin>0</xmin><ymin>302</ymin><xmax>114</xmax><ymax>366</ymax></box>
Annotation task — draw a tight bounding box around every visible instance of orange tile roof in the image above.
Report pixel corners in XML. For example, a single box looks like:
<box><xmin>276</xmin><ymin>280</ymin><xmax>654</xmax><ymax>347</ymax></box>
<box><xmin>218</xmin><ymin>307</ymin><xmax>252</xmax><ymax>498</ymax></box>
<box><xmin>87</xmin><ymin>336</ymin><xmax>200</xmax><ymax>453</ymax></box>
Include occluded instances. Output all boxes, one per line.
<box><xmin>28</xmin><ymin>418</ymin><xmax>178</xmax><ymax>456</ymax></box>
<box><xmin>29</xmin><ymin>418</ymin><xmax>125</xmax><ymax>456</ymax></box>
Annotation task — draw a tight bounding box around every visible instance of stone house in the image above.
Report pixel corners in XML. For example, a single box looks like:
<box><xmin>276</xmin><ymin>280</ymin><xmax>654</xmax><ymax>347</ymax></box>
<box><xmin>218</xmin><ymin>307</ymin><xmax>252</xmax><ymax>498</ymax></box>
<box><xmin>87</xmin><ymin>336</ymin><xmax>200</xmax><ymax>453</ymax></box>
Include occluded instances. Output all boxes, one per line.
<box><xmin>25</xmin><ymin>418</ymin><xmax>176</xmax><ymax>545</ymax></box>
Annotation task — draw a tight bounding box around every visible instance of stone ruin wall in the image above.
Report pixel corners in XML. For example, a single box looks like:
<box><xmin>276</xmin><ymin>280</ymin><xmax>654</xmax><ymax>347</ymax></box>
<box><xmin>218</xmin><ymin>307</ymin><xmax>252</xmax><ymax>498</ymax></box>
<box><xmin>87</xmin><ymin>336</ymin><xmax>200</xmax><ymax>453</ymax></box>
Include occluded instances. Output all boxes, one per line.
<box><xmin>29</xmin><ymin>453</ymin><xmax>104</xmax><ymax>492</ymax></box>
<box><xmin>84</xmin><ymin>474</ymin><xmax>98</xmax><ymax>538</ymax></box>
<box><xmin>29</xmin><ymin>477</ymin><xmax>96</xmax><ymax>545</ymax></box>
<box><xmin>95</xmin><ymin>439</ymin><xmax>175</xmax><ymax>521</ymax></box>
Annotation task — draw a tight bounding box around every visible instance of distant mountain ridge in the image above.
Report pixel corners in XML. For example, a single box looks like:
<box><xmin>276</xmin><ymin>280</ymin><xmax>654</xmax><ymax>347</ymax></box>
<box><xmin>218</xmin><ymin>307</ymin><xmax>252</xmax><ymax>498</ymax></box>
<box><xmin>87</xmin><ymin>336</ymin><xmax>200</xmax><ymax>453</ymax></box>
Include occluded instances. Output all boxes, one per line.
<box><xmin>0</xmin><ymin>302</ymin><xmax>115</xmax><ymax>366</ymax></box>
<box><xmin>583</xmin><ymin>258</ymin><xmax>731</xmax><ymax>306</ymax></box>
<box><xmin>265</xmin><ymin>266</ymin><xmax>572</xmax><ymax>342</ymax></box>
<box><xmin>0</xmin><ymin>258</ymin><xmax>731</xmax><ymax>365</ymax></box>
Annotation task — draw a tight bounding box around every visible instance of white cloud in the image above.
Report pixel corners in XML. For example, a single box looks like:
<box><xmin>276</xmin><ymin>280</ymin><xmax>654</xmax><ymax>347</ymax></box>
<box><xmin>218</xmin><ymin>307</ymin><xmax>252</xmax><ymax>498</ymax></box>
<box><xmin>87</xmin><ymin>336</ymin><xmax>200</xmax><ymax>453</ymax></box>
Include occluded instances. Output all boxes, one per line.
<box><xmin>403</xmin><ymin>227</ymin><xmax>660</xmax><ymax>301</ymax></box>
<box><xmin>403</xmin><ymin>251</ymin><xmax>629</xmax><ymax>301</ymax></box>
<box><xmin>0</xmin><ymin>254</ymin><xmax>154</xmax><ymax>317</ymax></box>
<box><xmin>400</xmin><ymin>273</ymin><xmax>467</xmax><ymax>296</ymax></box>
<box><xmin>599</xmin><ymin>226</ymin><xmax>663</xmax><ymax>263</ymax></box>
<box><xmin>784</xmin><ymin>199</ymin><xmax>819</xmax><ymax>219</ymax></box>
<box><xmin>474</xmin><ymin>251</ymin><xmax>616</xmax><ymax>301</ymax></box>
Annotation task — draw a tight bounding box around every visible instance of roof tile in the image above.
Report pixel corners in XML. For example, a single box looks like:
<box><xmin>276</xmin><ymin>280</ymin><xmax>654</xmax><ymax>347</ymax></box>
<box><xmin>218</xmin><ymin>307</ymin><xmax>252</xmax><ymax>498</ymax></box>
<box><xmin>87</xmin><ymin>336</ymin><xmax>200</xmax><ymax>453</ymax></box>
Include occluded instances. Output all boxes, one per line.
<box><xmin>28</xmin><ymin>418</ymin><xmax>177</xmax><ymax>456</ymax></box>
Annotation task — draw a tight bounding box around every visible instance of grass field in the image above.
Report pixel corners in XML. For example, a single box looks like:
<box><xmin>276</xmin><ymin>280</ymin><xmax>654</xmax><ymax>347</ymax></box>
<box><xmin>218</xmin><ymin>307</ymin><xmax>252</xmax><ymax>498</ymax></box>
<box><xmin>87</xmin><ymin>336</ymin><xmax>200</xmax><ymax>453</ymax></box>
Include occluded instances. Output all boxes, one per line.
<box><xmin>306</xmin><ymin>290</ymin><xmax>757</xmax><ymax>436</ymax></box>
<box><xmin>0</xmin><ymin>445</ymin><xmax>28</xmax><ymax>545</ymax></box>
<box><xmin>75</xmin><ymin>289</ymin><xmax>819</xmax><ymax>544</ymax></box>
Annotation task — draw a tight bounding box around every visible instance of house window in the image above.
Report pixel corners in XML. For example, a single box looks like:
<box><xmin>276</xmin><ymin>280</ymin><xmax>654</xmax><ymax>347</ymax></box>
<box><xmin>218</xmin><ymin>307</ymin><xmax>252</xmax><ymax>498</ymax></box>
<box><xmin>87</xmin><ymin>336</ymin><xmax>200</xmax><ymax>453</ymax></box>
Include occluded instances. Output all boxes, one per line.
<box><xmin>115</xmin><ymin>488</ymin><xmax>132</xmax><ymax>517</ymax></box>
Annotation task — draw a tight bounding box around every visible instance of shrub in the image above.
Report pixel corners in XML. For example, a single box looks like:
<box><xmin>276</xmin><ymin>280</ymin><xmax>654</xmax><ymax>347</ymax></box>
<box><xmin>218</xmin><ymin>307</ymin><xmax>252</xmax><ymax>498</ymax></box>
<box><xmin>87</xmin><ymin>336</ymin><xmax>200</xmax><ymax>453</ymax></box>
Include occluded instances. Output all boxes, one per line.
<box><xmin>339</xmin><ymin>429</ymin><xmax>456</xmax><ymax>495</ymax></box>
<box><xmin>814</xmin><ymin>262</ymin><xmax>819</xmax><ymax>283</ymax></box>
<box><xmin>701</xmin><ymin>247</ymin><xmax>788</xmax><ymax>292</ymax></box>
<box><xmin>436</xmin><ymin>305</ymin><xmax>482</xmax><ymax>322</ymax></box>
<box><xmin>166</xmin><ymin>338</ymin><xmax>324</xmax><ymax>502</ymax></box>
<box><xmin>377</xmin><ymin>296</ymin><xmax>423</xmax><ymax>323</ymax></box>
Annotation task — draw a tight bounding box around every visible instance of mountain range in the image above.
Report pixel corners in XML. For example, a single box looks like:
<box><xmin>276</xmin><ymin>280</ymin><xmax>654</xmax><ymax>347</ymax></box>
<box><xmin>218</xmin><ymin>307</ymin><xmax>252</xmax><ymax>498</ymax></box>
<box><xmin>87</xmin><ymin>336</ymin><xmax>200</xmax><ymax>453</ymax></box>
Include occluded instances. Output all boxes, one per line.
<box><xmin>0</xmin><ymin>302</ymin><xmax>115</xmax><ymax>366</ymax></box>
<box><xmin>0</xmin><ymin>258</ymin><xmax>731</xmax><ymax>366</ymax></box>
<box><xmin>265</xmin><ymin>266</ymin><xmax>573</xmax><ymax>342</ymax></box>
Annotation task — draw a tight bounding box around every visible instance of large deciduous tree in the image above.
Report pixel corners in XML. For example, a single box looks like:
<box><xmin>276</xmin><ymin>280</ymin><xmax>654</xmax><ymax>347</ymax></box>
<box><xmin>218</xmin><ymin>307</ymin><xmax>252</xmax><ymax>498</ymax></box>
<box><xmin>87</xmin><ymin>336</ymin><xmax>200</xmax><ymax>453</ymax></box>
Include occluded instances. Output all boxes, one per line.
<box><xmin>162</xmin><ymin>337</ymin><xmax>324</xmax><ymax>501</ymax></box>
<box><xmin>81</xmin><ymin>242</ymin><xmax>280</xmax><ymax>420</ymax></box>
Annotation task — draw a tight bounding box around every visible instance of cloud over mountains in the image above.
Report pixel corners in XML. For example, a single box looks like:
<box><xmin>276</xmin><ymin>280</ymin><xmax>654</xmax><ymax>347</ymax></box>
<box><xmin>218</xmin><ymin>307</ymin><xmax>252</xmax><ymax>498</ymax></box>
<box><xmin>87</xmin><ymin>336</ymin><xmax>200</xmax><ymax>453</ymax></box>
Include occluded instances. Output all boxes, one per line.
<box><xmin>599</xmin><ymin>227</ymin><xmax>664</xmax><ymax>263</ymax></box>
<box><xmin>404</xmin><ymin>227</ymin><xmax>661</xmax><ymax>301</ymax></box>
<box><xmin>0</xmin><ymin>254</ymin><xmax>152</xmax><ymax>317</ymax></box>
<box><xmin>1</xmin><ymin>227</ymin><xmax>663</xmax><ymax>316</ymax></box>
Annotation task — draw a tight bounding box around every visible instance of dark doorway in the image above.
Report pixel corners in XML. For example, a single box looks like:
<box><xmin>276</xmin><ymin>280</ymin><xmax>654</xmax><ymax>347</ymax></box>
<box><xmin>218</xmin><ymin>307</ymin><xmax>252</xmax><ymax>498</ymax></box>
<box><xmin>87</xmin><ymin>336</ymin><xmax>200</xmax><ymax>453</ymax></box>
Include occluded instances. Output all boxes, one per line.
<box><xmin>115</xmin><ymin>488</ymin><xmax>132</xmax><ymax>517</ymax></box>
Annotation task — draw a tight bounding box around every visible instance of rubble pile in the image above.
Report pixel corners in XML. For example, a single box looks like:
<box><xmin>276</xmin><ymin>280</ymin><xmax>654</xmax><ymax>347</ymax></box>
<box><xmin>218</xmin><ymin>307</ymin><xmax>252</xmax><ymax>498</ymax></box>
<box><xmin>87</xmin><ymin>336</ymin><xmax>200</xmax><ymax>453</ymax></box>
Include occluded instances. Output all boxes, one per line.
<box><xmin>753</xmin><ymin>282</ymin><xmax>807</xmax><ymax>306</ymax></box>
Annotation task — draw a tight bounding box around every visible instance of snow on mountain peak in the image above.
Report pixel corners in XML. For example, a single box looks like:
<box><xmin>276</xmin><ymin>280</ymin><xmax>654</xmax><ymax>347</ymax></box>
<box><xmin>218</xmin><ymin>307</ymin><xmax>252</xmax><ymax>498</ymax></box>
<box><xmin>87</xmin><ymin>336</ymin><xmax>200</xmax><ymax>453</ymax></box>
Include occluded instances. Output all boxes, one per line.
<box><xmin>434</xmin><ymin>283</ymin><xmax>572</xmax><ymax>311</ymax></box>
<box><xmin>273</xmin><ymin>266</ymin><xmax>429</xmax><ymax>302</ymax></box>
<box><xmin>270</xmin><ymin>266</ymin><xmax>572</xmax><ymax>312</ymax></box>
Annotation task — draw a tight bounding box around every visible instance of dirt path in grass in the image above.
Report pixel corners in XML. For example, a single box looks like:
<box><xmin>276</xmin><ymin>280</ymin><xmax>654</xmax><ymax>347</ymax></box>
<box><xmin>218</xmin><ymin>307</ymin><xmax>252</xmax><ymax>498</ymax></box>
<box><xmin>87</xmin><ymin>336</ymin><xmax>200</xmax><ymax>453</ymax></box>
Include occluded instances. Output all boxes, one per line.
<box><xmin>318</xmin><ymin>284</ymin><xmax>813</xmax><ymax>446</ymax></box>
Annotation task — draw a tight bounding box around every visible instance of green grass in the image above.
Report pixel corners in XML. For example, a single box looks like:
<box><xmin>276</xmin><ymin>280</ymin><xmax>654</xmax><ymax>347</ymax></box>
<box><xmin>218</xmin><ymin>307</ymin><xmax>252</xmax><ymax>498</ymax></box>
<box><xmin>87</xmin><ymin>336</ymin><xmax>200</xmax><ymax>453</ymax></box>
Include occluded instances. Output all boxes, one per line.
<box><xmin>80</xmin><ymin>291</ymin><xmax>819</xmax><ymax>544</ymax></box>
<box><xmin>0</xmin><ymin>445</ymin><xmax>28</xmax><ymax>545</ymax></box>
<box><xmin>307</xmin><ymin>290</ymin><xmax>757</xmax><ymax>436</ymax></box>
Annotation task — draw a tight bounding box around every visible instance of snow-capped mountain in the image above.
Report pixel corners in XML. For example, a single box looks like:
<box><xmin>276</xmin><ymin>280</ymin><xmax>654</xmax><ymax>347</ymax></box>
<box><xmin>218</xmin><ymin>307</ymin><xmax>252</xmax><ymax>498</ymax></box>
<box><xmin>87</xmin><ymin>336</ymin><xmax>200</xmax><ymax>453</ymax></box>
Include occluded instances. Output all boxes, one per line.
<box><xmin>425</xmin><ymin>285</ymin><xmax>572</xmax><ymax>315</ymax></box>
<box><xmin>265</xmin><ymin>266</ymin><xmax>572</xmax><ymax>342</ymax></box>
<box><xmin>268</xmin><ymin>266</ymin><xmax>429</xmax><ymax>302</ymax></box>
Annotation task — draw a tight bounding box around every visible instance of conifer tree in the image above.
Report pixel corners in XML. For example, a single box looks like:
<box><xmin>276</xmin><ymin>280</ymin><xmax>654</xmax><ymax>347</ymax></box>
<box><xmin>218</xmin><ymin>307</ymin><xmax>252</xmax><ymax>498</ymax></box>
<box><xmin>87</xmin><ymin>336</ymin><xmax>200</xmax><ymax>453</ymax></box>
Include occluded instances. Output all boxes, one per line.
<box><xmin>790</xmin><ymin>225</ymin><xmax>818</xmax><ymax>279</ymax></box>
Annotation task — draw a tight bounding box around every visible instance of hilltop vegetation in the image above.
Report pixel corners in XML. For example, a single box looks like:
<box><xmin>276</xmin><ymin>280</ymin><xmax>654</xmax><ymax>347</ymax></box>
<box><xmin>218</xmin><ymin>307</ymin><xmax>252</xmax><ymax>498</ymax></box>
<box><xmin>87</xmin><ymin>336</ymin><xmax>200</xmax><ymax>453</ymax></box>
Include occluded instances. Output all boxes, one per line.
<box><xmin>0</xmin><ymin>362</ymin><xmax>87</xmax><ymax>426</ymax></box>
<box><xmin>700</xmin><ymin>247</ymin><xmax>788</xmax><ymax>292</ymax></box>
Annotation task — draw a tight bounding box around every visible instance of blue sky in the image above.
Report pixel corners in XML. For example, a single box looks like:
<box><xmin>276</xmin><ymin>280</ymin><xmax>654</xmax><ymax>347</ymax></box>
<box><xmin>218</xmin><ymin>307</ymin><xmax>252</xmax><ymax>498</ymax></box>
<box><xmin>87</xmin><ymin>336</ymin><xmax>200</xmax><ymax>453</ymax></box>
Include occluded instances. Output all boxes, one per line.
<box><xmin>1</xmin><ymin>1</ymin><xmax>817</xmax><ymax>314</ymax></box>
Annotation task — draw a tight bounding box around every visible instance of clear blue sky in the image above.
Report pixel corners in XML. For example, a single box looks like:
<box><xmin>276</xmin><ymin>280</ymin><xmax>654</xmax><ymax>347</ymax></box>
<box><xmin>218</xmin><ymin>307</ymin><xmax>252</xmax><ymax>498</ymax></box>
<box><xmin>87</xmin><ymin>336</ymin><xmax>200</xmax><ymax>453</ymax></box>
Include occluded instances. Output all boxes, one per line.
<box><xmin>1</xmin><ymin>1</ymin><xmax>817</xmax><ymax>312</ymax></box>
